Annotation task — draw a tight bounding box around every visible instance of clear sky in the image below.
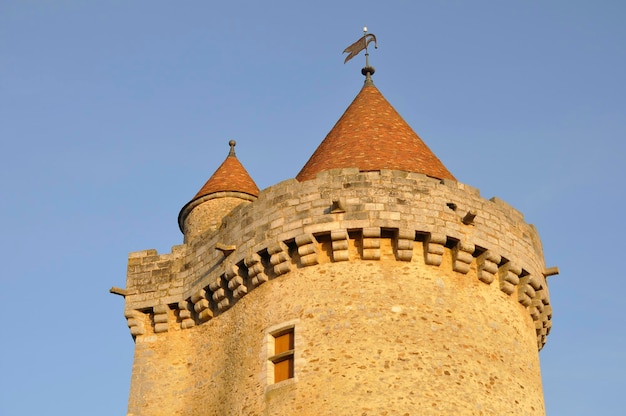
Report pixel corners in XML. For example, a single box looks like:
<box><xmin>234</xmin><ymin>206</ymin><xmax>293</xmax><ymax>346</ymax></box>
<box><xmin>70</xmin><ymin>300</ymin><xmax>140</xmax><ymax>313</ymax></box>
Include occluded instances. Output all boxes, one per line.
<box><xmin>1</xmin><ymin>1</ymin><xmax>624</xmax><ymax>415</ymax></box>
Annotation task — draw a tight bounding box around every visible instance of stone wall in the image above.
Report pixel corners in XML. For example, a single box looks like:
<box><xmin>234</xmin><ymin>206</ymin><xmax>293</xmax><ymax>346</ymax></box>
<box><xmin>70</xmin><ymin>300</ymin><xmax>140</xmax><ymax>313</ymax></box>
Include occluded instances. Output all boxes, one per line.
<box><xmin>124</xmin><ymin>168</ymin><xmax>552</xmax><ymax>415</ymax></box>
<box><xmin>179</xmin><ymin>192</ymin><xmax>256</xmax><ymax>242</ymax></box>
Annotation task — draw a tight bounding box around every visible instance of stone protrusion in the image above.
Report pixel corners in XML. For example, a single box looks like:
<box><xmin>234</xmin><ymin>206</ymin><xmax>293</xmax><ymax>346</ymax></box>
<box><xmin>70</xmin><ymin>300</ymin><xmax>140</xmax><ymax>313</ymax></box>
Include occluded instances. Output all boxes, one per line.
<box><xmin>177</xmin><ymin>300</ymin><xmax>195</xmax><ymax>329</ymax></box>
<box><xmin>540</xmin><ymin>293</ymin><xmax>551</xmax><ymax>319</ymax></box>
<box><xmin>477</xmin><ymin>250</ymin><xmax>501</xmax><ymax>284</ymax></box>
<box><xmin>245</xmin><ymin>253</ymin><xmax>268</xmax><ymax>287</ymax></box>
<box><xmin>152</xmin><ymin>304</ymin><xmax>169</xmax><ymax>333</ymax></box>
<box><xmin>125</xmin><ymin>309</ymin><xmax>146</xmax><ymax>336</ymax></box>
<box><xmin>536</xmin><ymin>289</ymin><xmax>552</xmax><ymax>350</ymax></box>
<box><xmin>518</xmin><ymin>283</ymin><xmax>535</xmax><ymax>307</ymax></box>
<box><xmin>191</xmin><ymin>289</ymin><xmax>213</xmax><ymax>322</ymax></box>
<box><xmin>535</xmin><ymin>319</ymin><xmax>549</xmax><ymax>349</ymax></box>
<box><xmin>225</xmin><ymin>264</ymin><xmax>247</xmax><ymax>299</ymax></box>
<box><xmin>362</xmin><ymin>227</ymin><xmax>381</xmax><ymax>260</ymax></box>
<box><xmin>216</xmin><ymin>243</ymin><xmax>237</xmax><ymax>256</ymax></box>
<box><xmin>209</xmin><ymin>277</ymin><xmax>230</xmax><ymax>312</ymax></box>
<box><xmin>296</xmin><ymin>234</ymin><xmax>319</xmax><ymax>267</ymax></box>
<box><xmin>462</xmin><ymin>210</ymin><xmax>477</xmax><ymax>225</ymax></box>
<box><xmin>529</xmin><ymin>298</ymin><xmax>544</xmax><ymax>321</ymax></box>
<box><xmin>395</xmin><ymin>229</ymin><xmax>414</xmax><ymax>261</ymax></box>
<box><xmin>543</xmin><ymin>302</ymin><xmax>553</xmax><ymax>319</ymax></box>
<box><xmin>544</xmin><ymin>316</ymin><xmax>553</xmax><ymax>335</ymax></box>
<box><xmin>124</xmin><ymin>224</ymin><xmax>553</xmax><ymax>349</ymax></box>
<box><xmin>543</xmin><ymin>266</ymin><xmax>560</xmax><ymax>277</ymax></box>
<box><xmin>452</xmin><ymin>241</ymin><xmax>475</xmax><ymax>274</ymax></box>
<box><xmin>330</xmin><ymin>198</ymin><xmax>346</xmax><ymax>213</ymax></box>
<box><xmin>268</xmin><ymin>241</ymin><xmax>291</xmax><ymax>276</ymax></box>
<box><xmin>518</xmin><ymin>275</ymin><xmax>542</xmax><ymax>307</ymax></box>
<box><xmin>424</xmin><ymin>233</ymin><xmax>446</xmax><ymax>266</ymax></box>
<box><xmin>330</xmin><ymin>229</ymin><xmax>349</xmax><ymax>262</ymax></box>
<box><xmin>498</xmin><ymin>261</ymin><xmax>521</xmax><ymax>295</ymax></box>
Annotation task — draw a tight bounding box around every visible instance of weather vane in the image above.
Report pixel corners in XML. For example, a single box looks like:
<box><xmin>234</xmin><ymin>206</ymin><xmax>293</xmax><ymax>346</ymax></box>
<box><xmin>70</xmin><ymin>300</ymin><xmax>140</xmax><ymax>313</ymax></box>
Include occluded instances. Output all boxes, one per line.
<box><xmin>343</xmin><ymin>26</ymin><xmax>378</xmax><ymax>81</ymax></box>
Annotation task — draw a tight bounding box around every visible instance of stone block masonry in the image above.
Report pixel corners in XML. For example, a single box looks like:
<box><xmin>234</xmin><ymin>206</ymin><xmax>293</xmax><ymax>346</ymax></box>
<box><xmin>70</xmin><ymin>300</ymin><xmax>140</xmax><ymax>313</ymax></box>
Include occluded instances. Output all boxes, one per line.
<box><xmin>123</xmin><ymin>168</ymin><xmax>552</xmax><ymax>415</ymax></box>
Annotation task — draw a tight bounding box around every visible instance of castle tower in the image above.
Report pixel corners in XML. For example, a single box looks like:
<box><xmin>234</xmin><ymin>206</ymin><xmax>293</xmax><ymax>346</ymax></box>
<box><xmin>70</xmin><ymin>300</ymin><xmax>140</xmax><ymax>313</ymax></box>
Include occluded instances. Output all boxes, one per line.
<box><xmin>118</xmin><ymin>62</ymin><xmax>555</xmax><ymax>416</ymax></box>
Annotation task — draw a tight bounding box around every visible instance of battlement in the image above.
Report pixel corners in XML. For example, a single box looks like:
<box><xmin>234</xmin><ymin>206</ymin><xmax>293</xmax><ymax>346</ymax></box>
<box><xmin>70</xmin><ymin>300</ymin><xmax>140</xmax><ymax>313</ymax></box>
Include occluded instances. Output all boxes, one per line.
<box><xmin>124</xmin><ymin>168</ymin><xmax>552</xmax><ymax>349</ymax></box>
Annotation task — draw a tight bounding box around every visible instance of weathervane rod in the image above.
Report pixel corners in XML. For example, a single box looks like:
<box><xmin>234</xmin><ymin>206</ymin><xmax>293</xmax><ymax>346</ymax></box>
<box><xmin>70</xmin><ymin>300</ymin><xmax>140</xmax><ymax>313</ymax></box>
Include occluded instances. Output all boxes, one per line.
<box><xmin>363</xmin><ymin>26</ymin><xmax>370</xmax><ymax>68</ymax></box>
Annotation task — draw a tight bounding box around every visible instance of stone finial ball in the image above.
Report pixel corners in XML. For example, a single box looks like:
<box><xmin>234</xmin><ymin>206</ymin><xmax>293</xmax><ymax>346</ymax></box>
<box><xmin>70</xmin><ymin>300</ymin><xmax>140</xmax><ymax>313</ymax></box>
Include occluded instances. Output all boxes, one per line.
<box><xmin>229</xmin><ymin>140</ymin><xmax>236</xmax><ymax>147</ymax></box>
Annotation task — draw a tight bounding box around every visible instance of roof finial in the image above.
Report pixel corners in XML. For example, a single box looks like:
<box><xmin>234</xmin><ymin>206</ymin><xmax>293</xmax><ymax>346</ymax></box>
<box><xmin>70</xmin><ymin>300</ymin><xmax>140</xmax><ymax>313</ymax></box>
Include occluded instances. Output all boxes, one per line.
<box><xmin>343</xmin><ymin>26</ymin><xmax>377</xmax><ymax>84</ymax></box>
<box><xmin>228</xmin><ymin>139</ymin><xmax>236</xmax><ymax>156</ymax></box>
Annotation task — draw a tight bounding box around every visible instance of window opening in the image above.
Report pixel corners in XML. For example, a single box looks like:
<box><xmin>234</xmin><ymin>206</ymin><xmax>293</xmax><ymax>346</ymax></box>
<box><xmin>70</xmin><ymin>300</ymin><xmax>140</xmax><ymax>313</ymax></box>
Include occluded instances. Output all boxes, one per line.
<box><xmin>269</xmin><ymin>328</ymin><xmax>294</xmax><ymax>383</ymax></box>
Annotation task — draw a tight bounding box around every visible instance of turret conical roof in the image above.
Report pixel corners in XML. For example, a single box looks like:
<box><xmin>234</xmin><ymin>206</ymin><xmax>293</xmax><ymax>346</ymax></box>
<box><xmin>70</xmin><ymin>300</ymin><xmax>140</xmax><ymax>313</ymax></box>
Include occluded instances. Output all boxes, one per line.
<box><xmin>191</xmin><ymin>140</ymin><xmax>259</xmax><ymax>200</ymax></box>
<box><xmin>178</xmin><ymin>140</ymin><xmax>259</xmax><ymax>235</ymax></box>
<box><xmin>296</xmin><ymin>83</ymin><xmax>455</xmax><ymax>182</ymax></box>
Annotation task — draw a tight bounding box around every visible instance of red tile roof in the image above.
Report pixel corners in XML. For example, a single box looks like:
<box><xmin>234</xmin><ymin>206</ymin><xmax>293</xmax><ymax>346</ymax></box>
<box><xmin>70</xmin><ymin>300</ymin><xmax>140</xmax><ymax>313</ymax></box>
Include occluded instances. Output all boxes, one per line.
<box><xmin>296</xmin><ymin>83</ymin><xmax>456</xmax><ymax>182</ymax></box>
<box><xmin>191</xmin><ymin>141</ymin><xmax>259</xmax><ymax>200</ymax></box>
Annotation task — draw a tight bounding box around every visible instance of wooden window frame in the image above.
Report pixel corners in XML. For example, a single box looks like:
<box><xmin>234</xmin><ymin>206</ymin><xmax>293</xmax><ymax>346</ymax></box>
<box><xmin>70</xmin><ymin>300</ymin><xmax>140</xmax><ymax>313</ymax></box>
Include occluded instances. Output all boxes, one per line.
<box><xmin>267</xmin><ymin>324</ymin><xmax>296</xmax><ymax>385</ymax></box>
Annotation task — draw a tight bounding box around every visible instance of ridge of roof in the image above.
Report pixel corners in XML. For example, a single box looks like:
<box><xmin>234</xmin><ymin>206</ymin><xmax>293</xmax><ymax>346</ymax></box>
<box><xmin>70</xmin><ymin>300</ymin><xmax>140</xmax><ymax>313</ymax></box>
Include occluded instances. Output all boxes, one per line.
<box><xmin>191</xmin><ymin>140</ymin><xmax>260</xmax><ymax>201</ymax></box>
<box><xmin>296</xmin><ymin>83</ymin><xmax>456</xmax><ymax>182</ymax></box>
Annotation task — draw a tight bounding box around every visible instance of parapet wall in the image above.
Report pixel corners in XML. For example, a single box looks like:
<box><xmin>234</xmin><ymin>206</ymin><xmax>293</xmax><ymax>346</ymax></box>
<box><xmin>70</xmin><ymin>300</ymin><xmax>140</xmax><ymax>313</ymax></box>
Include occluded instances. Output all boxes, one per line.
<box><xmin>124</xmin><ymin>168</ymin><xmax>552</xmax><ymax>349</ymax></box>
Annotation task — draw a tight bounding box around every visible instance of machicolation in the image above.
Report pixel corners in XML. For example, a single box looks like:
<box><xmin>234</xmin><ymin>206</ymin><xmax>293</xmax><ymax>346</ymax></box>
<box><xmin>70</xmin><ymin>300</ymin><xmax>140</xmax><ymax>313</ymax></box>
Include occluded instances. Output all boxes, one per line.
<box><xmin>124</xmin><ymin>168</ymin><xmax>552</xmax><ymax>350</ymax></box>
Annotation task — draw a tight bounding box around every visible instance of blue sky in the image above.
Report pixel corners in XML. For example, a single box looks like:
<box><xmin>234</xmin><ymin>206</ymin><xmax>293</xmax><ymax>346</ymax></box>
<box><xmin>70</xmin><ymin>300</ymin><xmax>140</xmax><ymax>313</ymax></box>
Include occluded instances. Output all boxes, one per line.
<box><xmin>1</xmin><ymin>1</ymin><xmax>624</xmax><ymax>415</ymax></box>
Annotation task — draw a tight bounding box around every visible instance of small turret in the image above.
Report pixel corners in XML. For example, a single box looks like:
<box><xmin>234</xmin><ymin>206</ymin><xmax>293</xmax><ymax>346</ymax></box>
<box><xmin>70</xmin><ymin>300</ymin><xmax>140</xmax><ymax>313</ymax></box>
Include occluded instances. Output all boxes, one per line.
<box><xmin>178</xmin><ymin>140</ymin><xmax>259</xmax><ymax>242</ymax></box>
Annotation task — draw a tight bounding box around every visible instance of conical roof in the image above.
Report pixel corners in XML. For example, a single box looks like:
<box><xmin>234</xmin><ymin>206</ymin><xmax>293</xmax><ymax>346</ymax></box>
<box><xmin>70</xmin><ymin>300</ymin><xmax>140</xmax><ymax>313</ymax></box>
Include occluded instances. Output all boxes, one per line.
<box><xmin>178</xmin><ymin>140</ymin><xmax>259</xmax><ymax>234</ymax></box>
<box><xmin>191</xmin><ymin>140</ymin><xmax>259</xmax><ymax>200</ymax></box>
<box><xmin>296</xmin><ymin>82</ymin><xmax>455</xmax><ymax>182</ymax></box>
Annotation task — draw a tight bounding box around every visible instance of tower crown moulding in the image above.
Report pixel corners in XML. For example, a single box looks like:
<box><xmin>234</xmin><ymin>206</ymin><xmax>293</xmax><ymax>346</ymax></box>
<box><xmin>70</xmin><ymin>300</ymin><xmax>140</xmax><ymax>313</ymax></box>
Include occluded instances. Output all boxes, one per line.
<box><xmin>124</xmin><ymin>169</ymin><xmax>553</xmax><ymax>350</ymax></box>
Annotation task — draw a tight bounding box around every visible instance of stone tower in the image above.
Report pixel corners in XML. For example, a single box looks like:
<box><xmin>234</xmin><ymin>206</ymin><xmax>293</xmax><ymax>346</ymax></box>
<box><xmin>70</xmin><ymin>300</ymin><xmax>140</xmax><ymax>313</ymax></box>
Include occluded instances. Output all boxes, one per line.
<box><xmin>117</xmin><ymin>65</ymin><xmax>555</xmax><ymax>416</ymax></box>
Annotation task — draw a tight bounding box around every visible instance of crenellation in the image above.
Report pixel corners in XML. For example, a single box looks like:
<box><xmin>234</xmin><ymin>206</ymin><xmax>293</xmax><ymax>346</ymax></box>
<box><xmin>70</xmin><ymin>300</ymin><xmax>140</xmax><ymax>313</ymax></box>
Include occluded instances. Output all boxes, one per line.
<box><xmin>489</xmin><ymin>196</ymin><xmax>526</xmax><ymax>224</ymax></box>
<box><xmin>128</xmin><ymin>248</ymin><xmax>158</xmax><ymax>259</ymax></box>
<box><xmin>456</xmin><ymin>182</ymin><xmax>481</xmax><ymax>197</ymax></box>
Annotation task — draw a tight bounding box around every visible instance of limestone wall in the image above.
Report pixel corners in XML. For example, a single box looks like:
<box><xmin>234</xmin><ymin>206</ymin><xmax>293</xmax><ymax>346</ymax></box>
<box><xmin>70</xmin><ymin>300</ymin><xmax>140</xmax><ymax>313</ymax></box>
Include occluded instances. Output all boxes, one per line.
<box><xmin>123</xmin><ymin>168</ymin><xmax>552</xmax><ymax>415</ymax></box>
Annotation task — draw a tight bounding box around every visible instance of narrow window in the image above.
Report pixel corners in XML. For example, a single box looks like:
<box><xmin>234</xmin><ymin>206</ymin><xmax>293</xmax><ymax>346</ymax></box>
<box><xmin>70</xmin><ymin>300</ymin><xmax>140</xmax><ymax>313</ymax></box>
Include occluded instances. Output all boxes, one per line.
<box><xmin>269</xmin><ymin>327</ymin><xmax>294</xmax><ymax>383</ymax></box>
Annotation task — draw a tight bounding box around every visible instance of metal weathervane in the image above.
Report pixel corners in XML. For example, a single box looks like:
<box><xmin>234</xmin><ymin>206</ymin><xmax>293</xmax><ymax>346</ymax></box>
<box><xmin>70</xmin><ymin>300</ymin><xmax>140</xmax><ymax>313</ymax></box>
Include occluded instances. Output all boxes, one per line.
<box><xmin>343</xmin><ymin>26</ymin><xmax>378</xmax><ymax>66</ymax></box>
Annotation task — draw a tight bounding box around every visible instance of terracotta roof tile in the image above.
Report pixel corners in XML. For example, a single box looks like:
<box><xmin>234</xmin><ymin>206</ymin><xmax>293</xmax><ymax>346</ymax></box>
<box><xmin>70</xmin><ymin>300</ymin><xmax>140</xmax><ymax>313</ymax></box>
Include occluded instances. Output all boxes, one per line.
<box><xmin>296</xmin><ymin>83</ymin><xmax>455</xmax><ymax>182</ymax></box>
<box><xmin>191</xmin><ymin>141</ymin><xmax>259</xmax><ymax>200</ymax></box>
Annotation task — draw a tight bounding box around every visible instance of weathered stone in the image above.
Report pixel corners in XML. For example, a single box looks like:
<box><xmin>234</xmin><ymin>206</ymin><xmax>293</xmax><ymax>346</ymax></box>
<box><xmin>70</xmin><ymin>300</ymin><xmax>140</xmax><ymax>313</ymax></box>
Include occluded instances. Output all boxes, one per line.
<box><xmin>121</xmin><ymin>168</ymin><xmax>554</xmax><ymax>416</ymax></box>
